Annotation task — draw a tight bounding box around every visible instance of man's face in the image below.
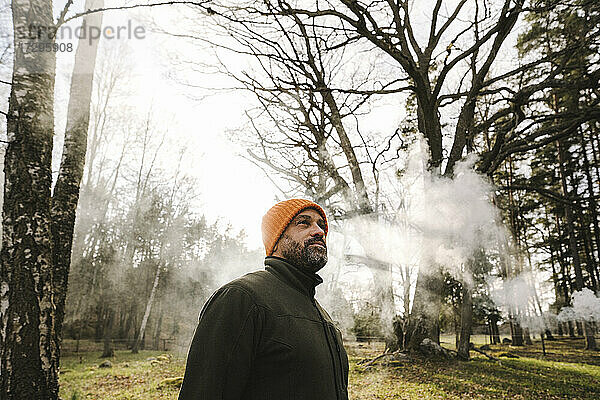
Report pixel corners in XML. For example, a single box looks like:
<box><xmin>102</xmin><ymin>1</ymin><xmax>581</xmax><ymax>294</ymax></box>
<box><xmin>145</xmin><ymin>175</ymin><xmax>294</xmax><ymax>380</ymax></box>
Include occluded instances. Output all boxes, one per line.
<box><xmin>273</xmin><ymin>209</ymin><xmax>328</xmax><ymax>273</ymax></box>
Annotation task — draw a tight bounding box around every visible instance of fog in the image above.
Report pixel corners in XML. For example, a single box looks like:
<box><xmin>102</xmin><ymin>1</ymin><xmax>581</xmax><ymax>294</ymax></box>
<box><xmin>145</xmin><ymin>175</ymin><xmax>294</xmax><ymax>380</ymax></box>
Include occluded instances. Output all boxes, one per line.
<box><xmin>558</xmin><ymin>289</ymin><xmax>600</xmax><ymax>324</ymax></box>
<box><xmin>1</xmin><ymin>0</ymin><xmax>597</xmax><ymax>358</ymax></box>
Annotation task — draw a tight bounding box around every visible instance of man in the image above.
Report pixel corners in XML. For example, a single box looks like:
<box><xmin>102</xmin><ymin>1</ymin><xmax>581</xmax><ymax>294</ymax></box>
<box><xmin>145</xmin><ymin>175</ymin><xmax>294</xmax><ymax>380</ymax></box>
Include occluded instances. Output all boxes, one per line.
<box><xmin>178</xmin><ymin>199</ymin><xmax>349</xmax><ymax>400</ymax></box>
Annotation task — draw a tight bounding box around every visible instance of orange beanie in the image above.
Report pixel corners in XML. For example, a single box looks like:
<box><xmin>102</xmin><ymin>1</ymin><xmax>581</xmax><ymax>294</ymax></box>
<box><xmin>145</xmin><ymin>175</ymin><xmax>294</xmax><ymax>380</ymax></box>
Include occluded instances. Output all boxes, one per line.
<box><xmin>261</xmin><ymin>199</ymin><xmax>328</xmax><ymax>256</ymax></box>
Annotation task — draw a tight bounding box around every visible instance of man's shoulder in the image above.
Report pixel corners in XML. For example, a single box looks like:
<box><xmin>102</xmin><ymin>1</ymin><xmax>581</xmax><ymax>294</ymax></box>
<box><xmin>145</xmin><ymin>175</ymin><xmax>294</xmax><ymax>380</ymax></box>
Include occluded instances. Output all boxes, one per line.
<box><xmin>212</xmin><ymin>268</ymin><xmax>297</xmax><ymax>313</ymax></box>
<box><xmin>219</xmin><ymin>269</ymin><xmax>275</xmax><ymax>301</ymax></box>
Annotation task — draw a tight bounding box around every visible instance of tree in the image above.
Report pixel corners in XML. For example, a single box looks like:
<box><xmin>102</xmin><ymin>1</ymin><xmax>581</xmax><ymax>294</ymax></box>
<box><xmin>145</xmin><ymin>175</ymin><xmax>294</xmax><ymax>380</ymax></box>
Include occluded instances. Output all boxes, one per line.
<box><xmin>0</xmin><ymin>1</ymin><xmax>103</xmax><ymax>397</ymax></box>
<box><xmin>199</xmin><ymin>2</ymin><xmax>405</xmax><ymax>346</ymax></box>
<box><xmin>243</xmin><ymin>0</ymin><xmax>600</xmax><ymax>352</ymax></box>
<box><xmin>513</xmin><ymin>0</ymin><xmax>600</xmax><ymax>349</ymax></box>
<box><xmin>223</xmin><ymin>0</ymin><xmax>521</xmax><ymax>350</ymax></box>
<box><xmin>0</xmin><ymin>1</ymin><xmax>58</xmax><ymax>397</ymax></box>
<box><xmin>52</xmin><ymin>0</ymin><xmax>105</xmax><ymax>369</ymax></box>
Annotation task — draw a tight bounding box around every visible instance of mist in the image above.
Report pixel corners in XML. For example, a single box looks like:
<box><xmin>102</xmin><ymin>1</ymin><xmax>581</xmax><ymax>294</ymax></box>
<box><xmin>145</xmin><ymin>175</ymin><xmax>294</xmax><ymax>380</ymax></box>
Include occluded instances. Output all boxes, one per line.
<box><xmin>311</xmin><ymin>136</ymin><xmax>508</xmax><ymax>342</ymax></box>
<box><xmin>558</xmin><ymin>289</ymin><xmax>600</xmax><ymax>323</ymax></box>
<box><xmin>2</xmin><ymin>1</ymin><xmax>595</xmax><ymax>375</ymax></box>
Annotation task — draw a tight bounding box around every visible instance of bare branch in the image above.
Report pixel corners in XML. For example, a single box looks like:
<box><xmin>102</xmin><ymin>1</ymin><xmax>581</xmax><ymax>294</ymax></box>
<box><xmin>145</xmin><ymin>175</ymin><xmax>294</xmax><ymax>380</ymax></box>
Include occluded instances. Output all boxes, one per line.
<box><xmin>60</xmin><ymin>1</ymin><xmax>212</xmax><ymax>26</ymax></box>
<box><xmin>56</xmin><ymin>0</ymin><xmax>74</xmax><ymax>27</ymax></box>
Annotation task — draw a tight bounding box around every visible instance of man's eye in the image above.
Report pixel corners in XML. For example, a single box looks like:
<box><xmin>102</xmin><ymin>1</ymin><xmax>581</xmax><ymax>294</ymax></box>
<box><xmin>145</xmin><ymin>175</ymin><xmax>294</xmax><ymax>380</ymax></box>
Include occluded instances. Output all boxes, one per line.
<box><xmin>298</xmin><ymin>220</ymin><xmax>309</xmax><ymax>226</ymax></box>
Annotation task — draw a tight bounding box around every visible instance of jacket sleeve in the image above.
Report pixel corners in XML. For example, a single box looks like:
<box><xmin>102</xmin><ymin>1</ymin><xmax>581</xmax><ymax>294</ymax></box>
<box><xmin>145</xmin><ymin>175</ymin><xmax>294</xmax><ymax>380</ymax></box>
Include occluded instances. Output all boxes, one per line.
<box><xmin>178</xmin><ymin>285</ymin><xmax>263</xmax><ymax>400</ymax></box>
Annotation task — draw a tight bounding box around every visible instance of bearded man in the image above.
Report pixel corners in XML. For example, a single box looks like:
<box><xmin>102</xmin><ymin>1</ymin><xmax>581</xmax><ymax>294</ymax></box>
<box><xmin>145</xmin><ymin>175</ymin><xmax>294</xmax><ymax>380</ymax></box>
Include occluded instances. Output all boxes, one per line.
<box><xmin>178</xmin><ymin>199</ymin><xmax>349</xmax><ymax>400</ymax></box>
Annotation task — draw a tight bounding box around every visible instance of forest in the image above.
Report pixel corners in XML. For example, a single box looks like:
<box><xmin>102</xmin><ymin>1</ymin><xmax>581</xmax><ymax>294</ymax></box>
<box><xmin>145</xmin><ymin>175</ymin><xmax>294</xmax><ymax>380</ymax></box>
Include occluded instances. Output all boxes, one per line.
<box><xmin>0</xmin><ymin>0</ymin><xmax>599</xmax><ymax>399</ymax></box>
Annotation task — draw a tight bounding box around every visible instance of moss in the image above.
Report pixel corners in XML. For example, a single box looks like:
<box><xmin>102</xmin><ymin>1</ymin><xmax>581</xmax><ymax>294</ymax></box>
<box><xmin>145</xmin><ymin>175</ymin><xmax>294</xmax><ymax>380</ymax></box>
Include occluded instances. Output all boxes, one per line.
<box><xmin>157</xmin><ymin>377</ymin><xmax>183</xmax><ymax>389</ymax></box>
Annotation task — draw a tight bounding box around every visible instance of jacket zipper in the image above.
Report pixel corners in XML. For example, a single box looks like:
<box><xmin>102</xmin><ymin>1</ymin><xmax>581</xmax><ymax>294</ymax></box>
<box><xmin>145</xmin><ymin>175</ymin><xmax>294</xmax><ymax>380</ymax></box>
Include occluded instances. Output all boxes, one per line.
<box><xmin>312</xmin><ymin>298</ymin><xmax>341</xmax><ymax>400</ymax></box>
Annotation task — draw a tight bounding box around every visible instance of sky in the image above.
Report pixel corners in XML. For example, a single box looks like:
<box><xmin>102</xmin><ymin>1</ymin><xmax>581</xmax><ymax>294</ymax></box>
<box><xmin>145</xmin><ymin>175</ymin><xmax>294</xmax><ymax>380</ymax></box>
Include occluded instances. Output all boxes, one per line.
<box><xmin>50</xmin><ymin>0</ymin><xmax>413</xmax><ymax>250</ymax></box>
<box><xmin>49</xmin><ymin>0</ymin><xmax>283</xmax><ymax>250</ymax></box>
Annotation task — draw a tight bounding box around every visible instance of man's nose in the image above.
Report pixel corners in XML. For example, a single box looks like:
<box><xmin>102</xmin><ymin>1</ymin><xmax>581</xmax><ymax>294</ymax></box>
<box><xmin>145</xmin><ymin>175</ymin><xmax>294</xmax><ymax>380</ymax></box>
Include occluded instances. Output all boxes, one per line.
<box><xmin>310</xmin><ymin>223</ymin><xmax>325</xmax><ymax>238</ymax></box>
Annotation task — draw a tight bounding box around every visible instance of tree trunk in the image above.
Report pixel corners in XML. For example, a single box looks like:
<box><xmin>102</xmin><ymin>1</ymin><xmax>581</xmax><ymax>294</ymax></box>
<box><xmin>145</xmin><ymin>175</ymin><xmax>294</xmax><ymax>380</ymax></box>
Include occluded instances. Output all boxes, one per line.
<box><xmin>51</xmin><ymin>1</ymin><xmax>105</xmax><ymax>370</ymax></box>
<box><xmin>568</xmin><ymin>321</ymin><xmax>576</xmax><ymax>337</ymax></box>
<box><xmin>588</xmin><ymin>126</ymin><xmax>600</xmax><ymax>200</ymax></box>
<box><xmin>501</xmin><ymin>160</ymin><xmax>524</xmax><ymax>348</ymax></box>
<box><xmin>454</xmin><ymin>317</ymin><xmax>460</xmax><ymax>351</ymax></box>
<box><xmin>0</xmin><ymin>1</ymin><xmax>57</xmax><ymax>398</ymax></box>
<box><xmin>406</xmin><ymin>264</ymin><xmax>442</xmax><ymax>350</ymax></box>
<box><xmin>371</xmin><ymin>263</ymin><xmax>396</xmax><ymax>351</ymax></box>
<box><xmin>524</xmin><ymin>234</ymin><xmax>554</xmax><ymax>340</ymax></box>
<box><xmin>576</xmin><ymin>321</ymin><xmax>584</xmax><ymax>337</ymax></box>
<box><xmin>547</xmin><ymin>219</ymin><xmax>565</xmax><ymax>320</ymax></box>
<box><xmin>402</xmin><ymin>265</ymin><xmax>411</xmax><ymax>318</ymax></box>
<box><xmin>132</xmin><ymin>262</ymin><xmax>161</xmax><ymax>353</ymax></box>
<box><xmin>403</xmin><ymin>99</ymin><xmax>445</xmax><ymax>352</ymax></box>
<box><xmin>125</xmin><ymin>304</ymin><xmax>137</xmax><ymax>346</ymax></box>
<box><xmin>579</xmin><ymin>213</ymin><xmax>598</xmax><ymax>291</ymax></box>
<box><xmin>101</xmin><ymin>308</ymin><xmax>114</xmax><ymax>358</ymax></box>
<box><xmin>457</xmin><ymin>284</ymin><xmax>473</xmax><ymax>360</ymax></box>
<box><xmin>523</xmin><ymin>327</ymin><xmax>533</xmax><ymax>345</ymax></box>
<box><xmin>153</xmin><ymin>303</ymin><xmax>163</xmax><ymax>351</ymax></box>
<box><xmin>557</xmin><ymin>321</ymin><xmax>564</xmax><ymax>337</ymax></box>
<box><xmin>555</xmin><ymin>215</ymin><xmax>574</xmax><ymax>329</ymax></box>
<box><xmin>511</xmin><ymin>319</ymin><xmax>525</xmax><ymax>346</ymax></box>
<box><xmin>489</xmin><ymin>315</ymin><xmax>500</xmax><ymax>344</ymax></box>
<box><xmin>95</xmin><ymin>305</ymin><xmax>103</xmax><ymax>342</ymax></box>
<box><xmin>579</xmin><ymin>130</ymin><xmax>600</xmax><ymax>283</ymax></box>
<box><xmin>557</xmin><ymin>139</ymin><xmax>597</xmax><ymax>350</ymax></box>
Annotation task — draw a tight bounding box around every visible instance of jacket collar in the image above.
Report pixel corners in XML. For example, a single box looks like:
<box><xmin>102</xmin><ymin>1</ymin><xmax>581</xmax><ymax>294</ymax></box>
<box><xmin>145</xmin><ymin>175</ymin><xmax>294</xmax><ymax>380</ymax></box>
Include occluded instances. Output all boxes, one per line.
<box><xmin>264</xmin><ymin>256</ymin><xmax>323</xmax><ymax>298</ymax></box>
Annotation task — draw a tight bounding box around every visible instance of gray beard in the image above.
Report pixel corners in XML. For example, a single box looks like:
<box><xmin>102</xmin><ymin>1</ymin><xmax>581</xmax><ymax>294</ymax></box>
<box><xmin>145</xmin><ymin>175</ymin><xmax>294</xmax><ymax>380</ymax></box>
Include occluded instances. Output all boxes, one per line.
<box><xmin>279</xmin><ymin>234</ymin><xmax>328</xmax><ymax>273</ymax></box>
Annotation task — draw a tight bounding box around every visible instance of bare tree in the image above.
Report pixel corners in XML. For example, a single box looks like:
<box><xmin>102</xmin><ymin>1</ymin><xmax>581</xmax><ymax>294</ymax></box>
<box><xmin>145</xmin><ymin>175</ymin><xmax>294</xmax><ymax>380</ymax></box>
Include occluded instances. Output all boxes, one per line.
<box><xmin>227</xmin><ymin>0</ymin><xmax>600</xmax><ymax>352</ymax></box>
<box><xmin>132</xmin><ymin>150</ymin><xmax>186</xmax><ymax>353</ymax></box>
<box><xmin>193</xmin><ymin>3</ymin><xmax>409</xmax><ymax>345</ymax></box>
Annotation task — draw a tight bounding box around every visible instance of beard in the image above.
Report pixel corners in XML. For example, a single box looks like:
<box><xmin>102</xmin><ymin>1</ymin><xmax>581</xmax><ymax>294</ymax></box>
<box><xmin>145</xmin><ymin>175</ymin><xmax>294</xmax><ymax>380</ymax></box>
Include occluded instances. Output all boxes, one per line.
<box><xmin>279</xmin><ymin>234</ymin><xmax>328</xmax><ymax>273</ymax></box>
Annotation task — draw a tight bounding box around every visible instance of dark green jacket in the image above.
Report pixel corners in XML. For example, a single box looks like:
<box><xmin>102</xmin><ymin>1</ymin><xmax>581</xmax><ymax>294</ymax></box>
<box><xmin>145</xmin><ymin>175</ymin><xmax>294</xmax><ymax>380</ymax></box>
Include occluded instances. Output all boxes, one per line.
<box><xmin>178</xmin><ymin>256</ymin><xmax>349</xmax><ymax>400</ymax></box>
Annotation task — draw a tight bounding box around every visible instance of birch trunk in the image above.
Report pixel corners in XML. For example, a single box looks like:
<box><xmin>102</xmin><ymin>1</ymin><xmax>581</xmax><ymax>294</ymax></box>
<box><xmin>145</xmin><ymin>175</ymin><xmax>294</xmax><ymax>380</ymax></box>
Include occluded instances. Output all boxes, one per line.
<box><xmin>0</xmin><ymin>1</ymin><xmax>57</xmax><ymax>398</ymax></box>
<box><xmin>51</xmin><ymin>0</ymin><xmax>104</xmax><ymax>371</ymax></box>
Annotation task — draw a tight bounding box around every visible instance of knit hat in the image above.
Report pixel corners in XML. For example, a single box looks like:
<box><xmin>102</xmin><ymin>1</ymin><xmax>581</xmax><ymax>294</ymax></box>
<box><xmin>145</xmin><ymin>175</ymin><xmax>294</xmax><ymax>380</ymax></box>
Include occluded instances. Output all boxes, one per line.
<box><xmin>262</xmin><ymin>199</ymin><xmax>328</xmax><ymax>256</ymax></box>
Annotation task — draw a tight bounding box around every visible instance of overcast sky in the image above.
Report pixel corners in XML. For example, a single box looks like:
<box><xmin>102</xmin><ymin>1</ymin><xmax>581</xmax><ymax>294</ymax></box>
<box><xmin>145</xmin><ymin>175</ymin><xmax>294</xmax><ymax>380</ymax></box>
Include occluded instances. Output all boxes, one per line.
<box><xmin>2</xmin><ymin>0</ymin><xmax>523</xmax><ymax>252</ymax></box>
<box><xmin>44</xmin><ymin>1</ymin><xmax>287</xmax><ymax>250</ymax></box>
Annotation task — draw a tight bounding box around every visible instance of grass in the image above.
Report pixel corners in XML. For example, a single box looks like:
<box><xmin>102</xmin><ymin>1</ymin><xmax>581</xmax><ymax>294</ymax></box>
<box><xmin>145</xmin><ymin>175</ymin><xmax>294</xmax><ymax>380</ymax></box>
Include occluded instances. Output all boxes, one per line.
<box><xmin>60</xmin><ymin>350</ymin><xmax>183</xmax><ymax>400</ymax></box>
<box><xmin>60</xmin><ymin>337</ymin><xmax>600</xmax><ymax>399</ymax></box>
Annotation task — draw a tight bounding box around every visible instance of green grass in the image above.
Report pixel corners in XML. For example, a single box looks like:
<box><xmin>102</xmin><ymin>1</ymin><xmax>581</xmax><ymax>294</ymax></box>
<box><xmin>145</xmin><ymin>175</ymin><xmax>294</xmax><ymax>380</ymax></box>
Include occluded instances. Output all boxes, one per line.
<box><xmin>60</xmin><ymin>350</ymin><xmax>183</xmax><ymax>400</ymax></box>
<box><xmin>60</xmin><ymin>337</ymin><xmax>600</xmax><ymax>399</ymax></box>
<box><xmin>348</xmin><ymin>354</ymin><xmax>600</xmax><ymax>399</ymax></box>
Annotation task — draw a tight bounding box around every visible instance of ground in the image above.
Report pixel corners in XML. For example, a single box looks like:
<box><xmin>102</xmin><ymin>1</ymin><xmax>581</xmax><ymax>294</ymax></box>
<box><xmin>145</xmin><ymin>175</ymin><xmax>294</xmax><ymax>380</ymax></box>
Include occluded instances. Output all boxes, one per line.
<box><xmin>60</xmin><ymin>336</ymin><xmax>600</xmax><ymax>400</ymax></box>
